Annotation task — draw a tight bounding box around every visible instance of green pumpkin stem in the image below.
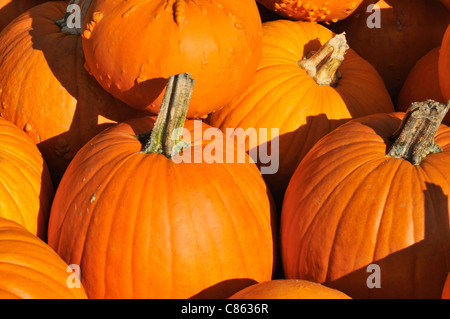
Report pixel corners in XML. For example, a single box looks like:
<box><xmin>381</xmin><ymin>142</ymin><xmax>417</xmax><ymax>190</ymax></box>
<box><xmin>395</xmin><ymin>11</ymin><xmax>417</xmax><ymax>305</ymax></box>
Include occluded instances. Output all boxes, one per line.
<box><xmin>56</xmin><ymin>0</ymin><xmax>92</xmax><ymax>35</ymax></box>
<box><xmin>298</xmin><ymin>32</ymin><xmax>349</xmax><ymax>87</ymax></box>
<box><xmin>141</xmin><ymin>73</ymin><xmax>195</xmax><ymax>158</ymax></box>
<box><xmin>387</xmin><ymin>100</ymin><xmax>450</xmax><ymax>165</ymax></box>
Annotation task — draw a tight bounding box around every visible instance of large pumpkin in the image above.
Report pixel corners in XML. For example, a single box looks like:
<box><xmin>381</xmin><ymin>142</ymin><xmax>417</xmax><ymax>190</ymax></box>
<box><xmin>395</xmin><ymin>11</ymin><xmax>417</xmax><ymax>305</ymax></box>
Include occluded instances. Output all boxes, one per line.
<box><xmin>0</xmin><ymin>0</ymin><xmax>48</xmax><ymax>31</ymax></box>
<box><xmin>47</xmin><ymin>74</ymin><xmax>276</xmax><ymax>299</ymax></box>
<box><xmin>0</xmin><ymin>217</ymin><xmax>87</xmax><ymax>299</ymax></box>
<box><xmin>281</xmin><ymin>100</ymin><xmax>450</xmax><ymax>299</ymax></box>
<box><xmin>0</xmin><ymin>117</ymin><xmax>53</xmax><ymax>240</ymax></box>
<box><xmin>229</xmin><ymin>279</ymin><xmax>351</xmax><ymax>299</ymax></box>
<box><xmin>256</xmin><ymin>0</ymin><xmax>364</xmax><ymax>22</ymax></box>
<box><xmin>329</xmin><ymin>0</ymin><xmax>450</xmax><ymax>102</ymax></box>
<box><xmin>0</xmin><ymin>1</ymin><xmax>149</xmax><ymax>185</ymax></box>
<box><xmin>81</xmin><ymin>0</ymin><xmax>263</xmax><ymax>119</ymax></box>
<box><xmin>208</xmin><ymin>20</ymin><xmax>394</xmax><ymax>204</ymax></box>
<box><xmin>439</xmin><ymin>24</ymin><xmax>450</xmax><ymax>102</ymax></box>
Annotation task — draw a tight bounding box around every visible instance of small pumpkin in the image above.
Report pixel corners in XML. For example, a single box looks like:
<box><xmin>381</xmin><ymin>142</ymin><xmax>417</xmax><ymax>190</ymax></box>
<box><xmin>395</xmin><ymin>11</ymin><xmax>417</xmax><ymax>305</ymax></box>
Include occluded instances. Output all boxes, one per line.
<box><xmin>81</xmin><ymin>0</ymin><xmax>263</xmax><ymax>119</ymax></box>
<box><xmin>281</xmin><ymin>100</ymin><xmax>450</xmax><ymax>299</ymax></box>
<box><xmin>229</xmin><ymin>279</ymin><xmax>351</xmax><ymax>299</ymax></box>
<box><xmin>439</xmin><ymin>24</ymin><xmax>450</xmax><ymax>102</ymax></box>
<box><xmin>0</xmin><ymin>217</ymin><xmax>88</xmax><ymax>299</ymax></box>
<box><xmin>0</xmin><ymin>117</ymin><xmax>53</xmax><ymax>240</ymax></box>
<box><xmin>0</xmin><ymin>0</ymin><xmax>48</xmax><ymax>31</ymax></box>
<box><xmin>256</xmin><ymin>0</ymin><xmax>364</xmax><ymax>23</ymax></box>
<box><xmin>0</xmin><ymin>1</ymin><xmax>149</xmax><ymax>185</ymax></box>
<box><xmin>47</xmin><ymin>74</ymin><xmax>276</xmax><ymax>299</ymax></box>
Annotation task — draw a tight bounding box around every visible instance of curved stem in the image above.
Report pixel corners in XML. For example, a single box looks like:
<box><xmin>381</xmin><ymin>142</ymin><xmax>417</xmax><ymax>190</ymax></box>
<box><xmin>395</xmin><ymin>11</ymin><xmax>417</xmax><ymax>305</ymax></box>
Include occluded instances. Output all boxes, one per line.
<box><xmin>56</xmin><ymin>0</ymin><xmax>93</xmax><ymax>35</ymax></box>
<box><xmin>387</xmin><ymin>100</ymin><xmax>450</xmax><ymax>165</ymax></box>
<box><xmin>298</xmin><ymin>33</ymin><xmax>349</xmax><ymax>87</ymax></box>
<box><xmin>142</xmin><ymin>73</ymin><xmax>195</xmax><ymax>158</ymax></box>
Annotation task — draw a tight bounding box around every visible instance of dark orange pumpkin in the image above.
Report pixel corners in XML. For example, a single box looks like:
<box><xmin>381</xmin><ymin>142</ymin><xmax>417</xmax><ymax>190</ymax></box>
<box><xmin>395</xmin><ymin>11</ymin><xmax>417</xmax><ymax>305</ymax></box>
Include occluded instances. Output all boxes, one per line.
<box><xmin>0</xmin><ymin>217</ymin><xmax>88</xmax><ymax>299</ymax></box>
<box><xmin>439</xmin><ymin>24</ymin><xmax>450</xmax><ymax>102</ymax></box>
<box><xmin>81</xmin><ymin>0</ymin><xmax>263</xmax><ymax>119</ymax></box>
<box><xmin>0</xmin><ymin>117</ymin><xmax>53</xmax><ymax>240</ymax></box>
<box><xmin>281</xmin><ymin>100</ymin><xmax>450</xmax><ymax>299</ymax></box>
<box><xmin>0</xmin><ymin>0</ymin><xmax>49</xmax><ymax>31</ymax></box>
<box><xmin>47</xmin><ymin>74</ymin><xmax>276</xmax><ymax>299</ymax></box>
<box><xmin>0</xmin><ymin>1</ymin><xmax>149</xmax><ymax>185</ymax></box>
<box><xmin>443</xmin><ymin>273</ymin><xmax>450</xmax><ymax>298</ymax></box>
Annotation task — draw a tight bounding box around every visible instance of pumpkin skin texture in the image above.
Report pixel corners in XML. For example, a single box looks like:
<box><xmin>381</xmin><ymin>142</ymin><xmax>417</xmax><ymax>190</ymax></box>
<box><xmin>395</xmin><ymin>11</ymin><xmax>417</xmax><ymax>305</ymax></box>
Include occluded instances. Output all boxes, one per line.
<box><xmin>281</xmin><ymin>110</ymin><xmax>450</xmax><ymax>299</ymax></box>
<box><xmin>329</xmin><ymin>0</ymin><xmax>450</xmax><ymax>102</ymax></box>
<box><xmin>398</xmin><ymin>47</ymin><xmax>447</xmax><ymax>124</ymax></box>
<box><xmin>0</xmin><ymin>117</ymin><xmax>53</xmax><ymax>240</ymax></box>
<box><xmin>256</xmin><ymin>0</ymin><xmax>363</xmax><ymax>23</ymax></box>
<box><xmin>81</xmin><ymin>0</ymin><xmax>263</xmax><ymax>119</ymax></box>
<box><xmin>0</xmin><ymin>1</ymin><xmax>149</xmax><ymax>185</ymax></box>
<box><xmin>47</xmin><ymin>117</ymin><xmax>275</xmax><ymax>299</ymax></box>
<box><xmin>0</xmin><ymin>0</ymin><xmax>48</xmax><ymax>31</ymax></box>
<box><xmin>208</xmin><ymin>20</ymin><xmax>394</xmax><ymax>205</ymax></box>
<box><xmin>229</xmin><ymin>279</ymin><xmax>351</xmax><ymax>299</ymax></box>
<box><xmin>0</xmin><ymin>218</ymin><xmax>87</xmax><ymax>299</ymax></box>
<box><xmin>439</xmin><ymin>24</ymin><xmax>450</xmax><ymax>102</ymax></box>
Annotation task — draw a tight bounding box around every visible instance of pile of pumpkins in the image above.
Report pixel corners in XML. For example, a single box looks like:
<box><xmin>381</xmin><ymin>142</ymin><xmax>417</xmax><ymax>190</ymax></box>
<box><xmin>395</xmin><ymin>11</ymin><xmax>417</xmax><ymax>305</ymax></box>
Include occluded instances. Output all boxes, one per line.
<box><xmin>0</xmin><ymin>0</ymin><xmax>449</xmax><ymax>299</ymax></box>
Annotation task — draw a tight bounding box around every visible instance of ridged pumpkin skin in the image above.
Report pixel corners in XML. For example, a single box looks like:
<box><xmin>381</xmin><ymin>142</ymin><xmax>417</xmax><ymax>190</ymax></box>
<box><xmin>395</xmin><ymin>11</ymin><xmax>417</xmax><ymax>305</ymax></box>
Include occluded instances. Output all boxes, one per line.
<box><xmin>48</xmin><ymin>117</ymin><xmax>275</xmax><ymax>299</ymax></box>
<box><xmin>281</xmin><ymin>112</ymin><xmax>450</xmax><ymax>299</ymax></box>
<box><xmin>0</xmin><ymin>1</ymin><xmax>149</xmax><ymax>185</ymax></box>
<box><xmin>81</xmin><ymin>0</ymin><xmax>263</xmax><ymax>119</ymax></box>
<box><xmin>256</xmin><ymin>0</ymin><xmax>363</xmax><ymax>22</ymax></box>
<box><xmin>0</xmin><ymin>117</ymin><xmax>53</xmax><ymax>240</ymax></box>
<box><xmin>398</xmin><ymin>47</ymin><xmax>447</xmax><ymax>123</ymax></box>
<box><xmin>229</xmin><ymin>279</ymin><xmax>351</xmax><ymax>299</ymax></box>
<box><xmin>0</xmin><ymin>0</ymin><xmax>48</xmax><ymax>31</ymax></box>
<box><xmin>0</xmin><ymin>218</ymin><xmax>88</xmax><ymax>299</ymax></box>
<box><xmin>439</xmin><ymin>24</ymin><xmax>450</xmax><ymax>102</ymax></box>
<box><xmin>329</xmin><ymin>0</ymin><xmax>450</xmax><ymax>102</ymax></box>
<box><xmin>208</xmin><ymin>20</ymin><xmax>394</xmax><ymax>203</ymax></box>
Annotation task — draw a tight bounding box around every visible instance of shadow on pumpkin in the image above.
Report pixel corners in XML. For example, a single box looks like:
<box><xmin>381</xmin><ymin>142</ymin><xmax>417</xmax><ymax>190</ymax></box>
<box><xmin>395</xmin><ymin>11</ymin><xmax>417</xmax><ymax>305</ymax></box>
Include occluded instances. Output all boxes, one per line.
<box><xmin>189</xmin><ymin>278</ymin><xmax>258</xmax><ymax>299</ymax></box>
<box><xmin>321</xmin><ymin>182</ymin><xmax>450</xmax><ymax>299</ymax></box>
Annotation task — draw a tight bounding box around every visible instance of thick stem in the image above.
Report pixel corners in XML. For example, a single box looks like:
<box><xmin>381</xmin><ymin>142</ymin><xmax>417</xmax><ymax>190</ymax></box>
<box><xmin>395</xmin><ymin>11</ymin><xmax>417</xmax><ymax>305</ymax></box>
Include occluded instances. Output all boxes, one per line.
<box><xmin>142</xmin><ymin>73</ymin><xmax>195</xmax><ymax>158</ymax></box>
<box><xmin>56</xmin><ymin>0</ymin><xmax>93</xmax><ymax>35</ymax></box>
<box><xmin>387</xmin><ymin>100</ymin><xmax>450</xmax><ymax>165</ymax></box>
<box><xmin>298</xmin><ymin>33</ymin><xmax>349</xmax><ymax>87</ymax></box>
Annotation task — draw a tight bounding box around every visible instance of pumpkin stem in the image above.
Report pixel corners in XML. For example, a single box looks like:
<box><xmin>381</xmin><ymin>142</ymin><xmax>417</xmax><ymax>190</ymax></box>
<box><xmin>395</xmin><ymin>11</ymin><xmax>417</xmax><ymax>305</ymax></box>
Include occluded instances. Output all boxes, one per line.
<box><xmin>56</xmin><ymin>0</ymin><xmax>92</xmax><ymax>35</ymax></box>
<box><xmin>141</xmin><ymin>73</ymin><xmax>195</xmax><ymax>158</ymax></box>
<box><xmin>298</xmin><ymin>33</ymin><xmax>349</xmax><ymax>87</ymax></box>
<box><xmin>387</xmin><ymin>100</ymin><xmax>450</xmax><ymax>165</ymax></box>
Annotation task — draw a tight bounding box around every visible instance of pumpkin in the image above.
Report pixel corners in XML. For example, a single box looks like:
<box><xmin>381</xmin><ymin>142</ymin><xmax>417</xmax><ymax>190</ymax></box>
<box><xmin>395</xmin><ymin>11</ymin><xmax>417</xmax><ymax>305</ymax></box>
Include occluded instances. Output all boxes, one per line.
<box><xmin>0</xmin><ymin>117</ymin><xmax>53</xmax><ymax>240</ymax></box>
<box><xmin>0</xmin><ymin>217</ymin><xmax>87</xmax><ymax>299</ymax></box>
<box><xmin>208</xmin><ymin>20</ymin><xmax>394</xmax><ymax>205</ymax></box>
<box><xmin>281</xmin><ymin>100</ymin><xmax>450</xmax><ymax>299</ymax></box>
<box><xmin>0</xmin><ymin>0</ymin><xmax>48</xmax><ymax>31</ymax></box>
<box><xmin>255</xmin><ymin>0</ymin><xmax>363</xmax><ymax>23</ymax></box>
<box><xmin>0</xmin><ymin>1</ymin><xmax>149</xmax><ymax>186</ymax></box>
<box><xmin>443</xmin><ymin>273</ymin><xmax>450</xmax><ymax>298</ymax></box>
<box><xmin>47</xmin><ymin>74</ymin><xmax>276</xmax><ymax>299</ymax></box>
<box><xmin>80</xmin><ymin>0</ymin><xmax>263</xmax><ymax>119</ymax></box>
<box><xmin>329</xmin><ymin>0</ymin><xmax>450</xmax><ymax>102</ymax></box>
<box><xmin>229</xmin><ymin>279</ymin><xmax>351</xmax><ymax>299</ymax></box>
<box><xmin>439</xmin><ymin>24</ymin><xmax>450</xmax><ymax>102</ymax></box>
<box><xmin>398</xmin><ymin>47</ymin><xmax>447</xmax><ymax>124</ymax></box>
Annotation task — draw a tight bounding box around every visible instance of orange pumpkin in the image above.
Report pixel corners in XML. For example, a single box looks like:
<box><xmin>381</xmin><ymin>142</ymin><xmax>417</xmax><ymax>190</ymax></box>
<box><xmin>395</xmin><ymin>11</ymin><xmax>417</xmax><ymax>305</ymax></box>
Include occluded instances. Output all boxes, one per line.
<box><xmin>229</xmin><ymin>279</ymin><xmax>351</xmax><ymax>299</ymax></box>
<box><xmin>0</xmin><ymin>117</ymin><xmax>53</xmax><ymax>240</ymax></box>
<box><xmin>47</xmin><ymin>74</ymin><xmax>276</xmax><ymax>299</ymax></box>
<box><xmin>443</xmin><ymin>273</ymin><xmax>450</xmax><ymax>299</ymax></box>
<box><xmin>398</xmin><ymin>47</ymin><xmax>447</xmax><ymax>123</ymax></box>
<box><xmin>81</xmin><ymin>0</ymin><xmax>263</xmax><ymax>119</ymax></box>
<box><xmin>0</xmin><ymin>1</ymin><xmax>149</xmax><ymax>185</ymax></box>
<box><xmin>439</xmin><ymin>24</ymin><xmax>450</xmax><ymax>102</ymax></box>
<box><xmin>0</xmin><ymin>0</ymin><xmax>48</xmax><ymax>31</ymax></box>
<box><xmin>208</xmin><ymin>20</ymin><xmax>394</xmax><ymax>204</ymax></box>
<box><xmin>0</xmin><ymin>218</ymin><xmax>88</xmax><ymax>299</ymax></box>
<box><xmin>281</xmin><ymin>100</ymin><xmax>450</xmax><ymax>299</ymax></box>
<box><xmin>256</xmin><ymin>0</ymin><xmax>364</xmax><ymax>22</ymax></box>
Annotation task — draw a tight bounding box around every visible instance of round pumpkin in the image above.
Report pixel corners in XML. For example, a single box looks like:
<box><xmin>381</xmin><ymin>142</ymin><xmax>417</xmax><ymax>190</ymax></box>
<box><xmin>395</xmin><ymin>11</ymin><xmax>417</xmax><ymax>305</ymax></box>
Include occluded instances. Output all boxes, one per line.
<box><xmin>281</xmin><ymin>100</ymin><xmax>450</xmax><ymax>299</ymax></box>
<box><xmin>0</xmin><ymin>1</ymin><xmax>149</xmax><ymax>185</ymax></box>
<box><xmin>0</xmin><ymin>117</ymin><xmax>53</xmax><ymax>240</ymax></box>
<box><xmin>229</xmin><ymin>279</ymin><xmax>351</xmax><ymax>299</ymax></box>
<box><xmin>0</xmin><ymin>217</ymin><xmax>88</xmax><ymax>299</ymax></box>
<box><xmin>81</xmin><ymin>0</ymin><xmax>263</xmax><ymax>119</ymax></box>
<box><xmin>208</xmin><ymin>20</ymin><xmax>394</xmax><ymax>204</ymax></box>
<box><xmin>329</xmin><ymin>0</ymin><xmax>450</xmax><ymax>102</ymax></box>
<box><xmin>439</xmin><ymin>24</ymin><xmax>450</xmax><ymax>102</ymax></box>
<box><xmin>256</xmin><ymin>0</ymin><xmax>364</xmax><ymax>23</ymax></box>
<box><xmin>0</xmin><ymin>0</ymin><xmax>49</xmax><ymax>31</ymax></box>
<box><xmin>398</xmin><ymin>47</ymin><xmax>447</xmax><ymax>123</ymax></box>
<box><xmin>443</xmin><ymin>273</ymin><xmax>450</xmax><ymax>298</ymax></box>
<box><xmin>47</xmin><ymin>74</ymin><xmax>276</xmax><ymax>299</ymax></box>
